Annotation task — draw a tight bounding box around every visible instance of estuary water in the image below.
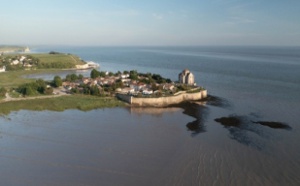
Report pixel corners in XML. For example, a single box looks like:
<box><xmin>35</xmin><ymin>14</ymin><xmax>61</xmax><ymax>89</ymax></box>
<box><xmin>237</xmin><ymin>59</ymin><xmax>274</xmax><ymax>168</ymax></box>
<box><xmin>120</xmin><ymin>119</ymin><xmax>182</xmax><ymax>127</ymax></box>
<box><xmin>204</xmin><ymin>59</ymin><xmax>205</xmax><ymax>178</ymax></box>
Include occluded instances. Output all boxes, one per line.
<box><xmin>1</xmin><ymin>46</ymin><xmax>300</xmax><ymax>185</ymax></box>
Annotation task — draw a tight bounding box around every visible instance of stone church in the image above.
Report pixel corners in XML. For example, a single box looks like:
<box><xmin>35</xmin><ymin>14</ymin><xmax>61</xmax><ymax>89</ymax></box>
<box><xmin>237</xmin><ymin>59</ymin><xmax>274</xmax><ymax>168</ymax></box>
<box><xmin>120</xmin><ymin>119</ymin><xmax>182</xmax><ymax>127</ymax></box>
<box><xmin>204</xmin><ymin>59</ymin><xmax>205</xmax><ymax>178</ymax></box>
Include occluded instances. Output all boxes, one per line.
<box><xmin>178</xmin><ymin>69</ymin><xmax>195</xmax><ymax>85</ymax></box>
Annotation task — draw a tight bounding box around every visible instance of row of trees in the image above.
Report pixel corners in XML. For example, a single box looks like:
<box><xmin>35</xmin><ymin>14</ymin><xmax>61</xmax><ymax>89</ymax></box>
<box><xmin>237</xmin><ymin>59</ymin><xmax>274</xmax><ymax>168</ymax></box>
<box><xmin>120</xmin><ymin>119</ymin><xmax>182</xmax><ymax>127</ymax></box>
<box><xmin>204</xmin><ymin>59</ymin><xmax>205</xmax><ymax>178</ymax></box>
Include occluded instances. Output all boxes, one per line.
<box><xmin>70</xmin><ymin>84</ymin><xmax>104</xmax><ymax>96</ymax></box>
<box><xmin>36</xmin><ymin>61</ymin><xmax>75</xmax><ymax>69</ymax></box>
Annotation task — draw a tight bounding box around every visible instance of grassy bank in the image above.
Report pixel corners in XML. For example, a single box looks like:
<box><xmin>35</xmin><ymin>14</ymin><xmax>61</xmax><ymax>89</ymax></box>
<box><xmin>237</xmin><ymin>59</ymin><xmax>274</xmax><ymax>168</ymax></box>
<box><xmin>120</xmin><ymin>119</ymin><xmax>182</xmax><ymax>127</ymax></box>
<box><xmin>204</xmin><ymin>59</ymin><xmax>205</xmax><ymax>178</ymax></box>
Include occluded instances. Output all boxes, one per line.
<box><xmin>0</xmin><ymin>95</ymin><xmax>126</xmax><ymax>115</ymax></box>
<box><xmin>31</xmin><ymin>53</ymin><xmax>85</xmax><ymax>68</ymax></box>
<box><xmin>1</xmin><ymin>53</ymin><xmax>85</xmax><ymax>70</ymax></box>
<box><xmin>0</xmin><ymin>69</ymin><xmax>64</xmax><ymax>88</ymax></box>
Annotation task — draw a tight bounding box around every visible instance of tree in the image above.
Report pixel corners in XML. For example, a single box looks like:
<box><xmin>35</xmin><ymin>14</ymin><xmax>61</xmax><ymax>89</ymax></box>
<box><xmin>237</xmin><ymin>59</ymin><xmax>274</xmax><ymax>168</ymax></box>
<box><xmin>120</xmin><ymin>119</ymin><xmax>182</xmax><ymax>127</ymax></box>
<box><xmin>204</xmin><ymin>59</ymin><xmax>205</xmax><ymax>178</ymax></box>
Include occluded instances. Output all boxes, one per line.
<box><xmin>66</xmin><ymin>73</ymin><xmax>78</xmax><ymax>82</ymax></box>
<box><xmin>99</xmin><ymin>71</ymin><xmax>106</xmax><ymax>77</ymax></box>
<box><xmin>129</xmin><ymin>70</ymin><xmax>138</xmax><ymax>80</ymax></box>
<box><xmin>24</xmin><ymin>86</ymin><xmax>35</xmax><ymax>96</ymax></box>
<box><xmin>70</xmin><ymin>74</ymin><xmax>78</xmax><ymax>81</ymax></box>
<box><xmin>90</xmin><ymin>85</ymin><xmax>100</xmax><ymax>96</ymax></box>
<box><xmin>78</xmin><ymin>74</ymin><xmax>84</xmax><ymax>79</ymax></box>
<box><xmin>90</xmin><ymin>69</ymin><xmax>100</xmax><ymax>79</ymax></box>
<box><xmin>53</xmin><ymin>76</ymin><xmax>62</xmax><ymax>87</ymax></box>
<box><xmin>36</xmin><ymin>79</ymin><xmax>46</xmax><ymax>93</ymax></box>
<box><xmin>65</xmin><ymin>74</ymin><xmax>72</xmax><ymax>82</ymax></box>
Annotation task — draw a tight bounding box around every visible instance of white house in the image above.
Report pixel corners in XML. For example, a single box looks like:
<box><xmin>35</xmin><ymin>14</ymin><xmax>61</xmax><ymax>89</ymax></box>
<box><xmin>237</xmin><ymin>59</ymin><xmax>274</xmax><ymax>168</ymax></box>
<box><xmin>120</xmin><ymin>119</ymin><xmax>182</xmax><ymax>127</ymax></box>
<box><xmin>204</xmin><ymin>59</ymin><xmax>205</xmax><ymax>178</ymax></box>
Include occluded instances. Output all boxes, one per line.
<box><xmin>143</xmin><ymin>89</ymin><xmax>153</xmax><ymax>95</ymax></box>
<box><xmin>130</xmin><ymin>83</ymin><xmax>146</xmax><ymax>92</ymax></box>
<box><xmin>121</xmin><ymin>74</ymin><xmax>130</xmax><ymax>79</ymax></box>
<box><xmin>120</xmin><ymin>87</ymin><xmax>135</xmax><ymax>94</ymax></box>
<box><xmin>11</xmin><ymin>60</ymin><xmax>20</xmax><ymax>65</ymax></box>
<box><xmin>20</xmin><ymin>56</ymin><xmax>26</xmax><ymax>62</ymax></box>
<box><xmin>0</xmin><ymin>66</ymin><xmax>6</xmax><ymax>73</ymax></box>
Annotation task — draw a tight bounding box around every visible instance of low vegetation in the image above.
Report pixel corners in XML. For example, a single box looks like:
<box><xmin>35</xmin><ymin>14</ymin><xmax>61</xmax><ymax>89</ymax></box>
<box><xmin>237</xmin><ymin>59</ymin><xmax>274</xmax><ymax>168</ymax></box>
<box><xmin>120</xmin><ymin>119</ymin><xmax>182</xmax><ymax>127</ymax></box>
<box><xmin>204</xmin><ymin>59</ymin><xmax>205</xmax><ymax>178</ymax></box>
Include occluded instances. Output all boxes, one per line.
<box><xmin>33</xmin><ymin>53</ymin><xmax>84</xmax><ymax>69</ymax></box>
<box><xmin>0</xmin><ymin>95</ymin><xmax>125</xmax><ymax>115</ymax></box>
<box><xmin>0</xmin><ymin>87</ymin><xmax>6</xmax><ymax>99</ymax></box>
<box><xmin>0</xmin><ymin>69</ymin><xmax>63</xmax><ymax>88</ymax></box>
<box><xmin>16</xmin><ymin>79</ymin><xmax>53</xmax><ymax>96</ymax></box>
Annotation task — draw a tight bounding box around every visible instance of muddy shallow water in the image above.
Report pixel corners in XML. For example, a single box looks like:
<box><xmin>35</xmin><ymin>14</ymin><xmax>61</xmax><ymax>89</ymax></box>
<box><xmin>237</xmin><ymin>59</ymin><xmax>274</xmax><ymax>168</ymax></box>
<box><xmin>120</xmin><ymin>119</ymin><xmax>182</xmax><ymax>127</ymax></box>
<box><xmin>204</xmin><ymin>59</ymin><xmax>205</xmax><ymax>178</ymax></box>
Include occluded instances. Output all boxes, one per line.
<box><xmin>0</xmin><ymin>101</ymin><xmax>299</xmax><ymax>186</ymax></box>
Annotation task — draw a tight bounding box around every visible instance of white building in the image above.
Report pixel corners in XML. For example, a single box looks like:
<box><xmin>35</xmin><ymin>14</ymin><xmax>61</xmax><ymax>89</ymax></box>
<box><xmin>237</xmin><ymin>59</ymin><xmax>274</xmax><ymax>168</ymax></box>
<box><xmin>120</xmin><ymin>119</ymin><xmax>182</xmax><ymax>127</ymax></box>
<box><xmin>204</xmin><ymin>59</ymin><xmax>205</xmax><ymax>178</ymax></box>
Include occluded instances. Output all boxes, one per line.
<box><xmin>11</xmin><ymin>60</ymin><xmax>20</xmax><ymax>65</ymax></box>
<box><xmin>178</xmin><ymin>69</ymin><xmax>195</xmax><ymax>85</ymax></box>
<box><xmin>20</xmin><ymin>56</ymin><xmax>26</xmax><ymax>62</ymax></box>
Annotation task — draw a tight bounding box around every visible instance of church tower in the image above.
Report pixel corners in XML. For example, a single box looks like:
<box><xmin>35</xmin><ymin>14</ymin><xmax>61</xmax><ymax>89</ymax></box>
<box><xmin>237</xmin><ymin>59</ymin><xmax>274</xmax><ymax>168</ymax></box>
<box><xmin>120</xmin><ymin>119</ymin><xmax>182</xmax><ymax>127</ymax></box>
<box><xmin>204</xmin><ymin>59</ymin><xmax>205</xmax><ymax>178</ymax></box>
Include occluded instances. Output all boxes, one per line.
<box><xmin>178</xmin><ymin>69</ymin><xmax>195</xmax><ymax>85</ymax></box>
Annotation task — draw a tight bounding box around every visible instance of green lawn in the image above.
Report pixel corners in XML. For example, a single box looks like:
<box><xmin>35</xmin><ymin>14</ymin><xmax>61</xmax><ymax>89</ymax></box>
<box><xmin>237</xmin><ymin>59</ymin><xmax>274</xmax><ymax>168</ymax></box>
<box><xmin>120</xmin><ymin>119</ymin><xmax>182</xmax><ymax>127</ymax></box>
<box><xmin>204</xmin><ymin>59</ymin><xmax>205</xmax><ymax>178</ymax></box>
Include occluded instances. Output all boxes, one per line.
<box><xmin>0</xmin><ymin>70</ymin><xmax>36</xmax><ymax>88</ymax></box>
<box><xmin>0</xmin><ymin>69</ymin><xmax>62</xmax><ymax>88</ymax></box>
<box><xmin>0</xmin><ymin>95</ymin><xmax>126</xmax><ymax>115</ymax></box>
<box><xmin>31</xmin><ymin>53</ymin><xmax>85</xmax><ymax>66</ymax></box>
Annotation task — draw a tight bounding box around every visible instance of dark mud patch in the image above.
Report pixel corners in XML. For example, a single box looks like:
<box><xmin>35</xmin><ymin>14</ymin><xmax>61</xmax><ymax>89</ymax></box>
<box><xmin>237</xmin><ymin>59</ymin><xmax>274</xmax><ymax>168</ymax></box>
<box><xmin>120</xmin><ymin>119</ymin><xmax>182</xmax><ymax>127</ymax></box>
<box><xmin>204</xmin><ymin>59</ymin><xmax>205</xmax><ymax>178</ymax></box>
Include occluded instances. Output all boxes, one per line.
<box><xmin>214</xmin><ymin>114</ymin><xmax>292</xmax><ymax>150</ymax></box>
<box><xmin>214</xmin><ymin>116</ymin><xmax>241</xmax><ymax>127</ymax></box>
<box><xmin>252</xmin><ymin>121</ymin><xmax>292</xmax><ymax>130</ymax></box>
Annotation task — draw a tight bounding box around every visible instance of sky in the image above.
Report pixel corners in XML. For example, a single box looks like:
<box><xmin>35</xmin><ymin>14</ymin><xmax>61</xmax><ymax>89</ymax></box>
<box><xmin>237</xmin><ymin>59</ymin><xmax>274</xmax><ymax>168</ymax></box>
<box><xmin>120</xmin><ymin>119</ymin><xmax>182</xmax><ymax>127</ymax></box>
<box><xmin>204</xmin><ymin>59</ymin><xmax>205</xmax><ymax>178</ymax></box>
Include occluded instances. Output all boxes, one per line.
<box><xmin>1</xmin><ymin>0</ymin><xmax>300</xmax><ymax>46</ymax></box>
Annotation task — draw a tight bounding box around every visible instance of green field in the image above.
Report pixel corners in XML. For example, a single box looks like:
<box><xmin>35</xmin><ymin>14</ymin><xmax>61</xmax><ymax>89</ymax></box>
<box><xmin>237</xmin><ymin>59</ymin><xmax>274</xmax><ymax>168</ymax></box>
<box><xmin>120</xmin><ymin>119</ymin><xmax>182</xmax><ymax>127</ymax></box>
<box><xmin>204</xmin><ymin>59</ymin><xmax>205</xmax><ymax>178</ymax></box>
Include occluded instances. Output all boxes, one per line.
<box><xmin>1</xmin><ymin>52</ymin><xmax>85</xmax><ymax>70</ymax></box>
<box><xmin>0</xmin><ymin>69</ymin><xmax>61</xmax><ymax>88</ymax></box>
<box><xmin>0</xmin><ymin>95</ymin><xmax>126</xmax><ymax>115</ymax></box>
<box><xmin>31</xmin><ymin>53</ymin><xmax>85</xmax><ymax>68</ymax></box>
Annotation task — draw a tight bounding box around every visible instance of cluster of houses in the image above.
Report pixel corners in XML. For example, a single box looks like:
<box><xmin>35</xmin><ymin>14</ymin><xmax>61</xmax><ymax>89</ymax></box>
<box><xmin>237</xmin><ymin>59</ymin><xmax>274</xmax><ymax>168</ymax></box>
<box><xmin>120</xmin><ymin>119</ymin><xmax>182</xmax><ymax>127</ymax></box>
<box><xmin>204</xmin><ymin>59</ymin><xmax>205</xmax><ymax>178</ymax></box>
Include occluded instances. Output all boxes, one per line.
<box><xmin>0</xmin><ymin>55</ymin><xmax>35</xmax><ymax>72</ymax></box>
<box><xmin>62</xmin><ymin>73</ymin><xmax>176</xmax><ymax>96</ymax></box>
<box><xmin>62</xmin><ymin>69</ymin><xmax>195</xmax><ymax>96</ymax></box>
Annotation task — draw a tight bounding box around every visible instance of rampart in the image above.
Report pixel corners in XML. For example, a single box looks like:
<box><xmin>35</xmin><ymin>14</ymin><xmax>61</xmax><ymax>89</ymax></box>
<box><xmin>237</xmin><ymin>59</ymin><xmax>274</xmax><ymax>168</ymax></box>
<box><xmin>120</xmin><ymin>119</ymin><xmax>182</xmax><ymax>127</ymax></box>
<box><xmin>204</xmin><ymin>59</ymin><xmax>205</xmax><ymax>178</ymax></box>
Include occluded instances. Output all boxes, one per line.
<box><xmin>117</xmin><ymin>90</ymin><xmax>207</xmax><ymax>107</ymax></box>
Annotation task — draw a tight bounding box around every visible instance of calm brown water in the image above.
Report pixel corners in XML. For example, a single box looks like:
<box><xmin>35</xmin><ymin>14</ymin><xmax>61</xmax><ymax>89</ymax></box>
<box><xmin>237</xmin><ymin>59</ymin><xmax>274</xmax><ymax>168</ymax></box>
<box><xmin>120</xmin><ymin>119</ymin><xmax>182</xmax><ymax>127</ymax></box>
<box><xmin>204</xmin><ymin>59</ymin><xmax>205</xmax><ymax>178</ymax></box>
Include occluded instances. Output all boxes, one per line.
<box><xmin>0</xmin><ymin>103</ymin><xmax>299</xmax><ymax>186</ymax></box>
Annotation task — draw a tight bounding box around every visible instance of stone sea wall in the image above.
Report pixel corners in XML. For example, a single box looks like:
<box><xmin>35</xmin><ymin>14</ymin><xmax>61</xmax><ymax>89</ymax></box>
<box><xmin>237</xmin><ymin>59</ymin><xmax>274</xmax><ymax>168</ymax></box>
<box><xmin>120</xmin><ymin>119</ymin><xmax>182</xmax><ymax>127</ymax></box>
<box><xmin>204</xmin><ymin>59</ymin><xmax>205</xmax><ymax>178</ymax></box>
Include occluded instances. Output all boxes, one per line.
<box><xmin>117</xmin><ymin>90</ymin><xmax>207</xmax><ymax>107</ymax></box>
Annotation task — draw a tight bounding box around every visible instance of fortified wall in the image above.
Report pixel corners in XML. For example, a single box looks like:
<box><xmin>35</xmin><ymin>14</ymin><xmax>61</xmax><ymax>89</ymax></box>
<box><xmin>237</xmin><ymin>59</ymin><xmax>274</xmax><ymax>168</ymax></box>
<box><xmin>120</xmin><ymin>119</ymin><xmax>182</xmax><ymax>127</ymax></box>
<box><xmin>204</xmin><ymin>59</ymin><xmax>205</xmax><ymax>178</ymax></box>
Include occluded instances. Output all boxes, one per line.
<box><xmin>117</xmin><ymin>90</ymin><xmax>207</xmax><ymax>107</ymax></box>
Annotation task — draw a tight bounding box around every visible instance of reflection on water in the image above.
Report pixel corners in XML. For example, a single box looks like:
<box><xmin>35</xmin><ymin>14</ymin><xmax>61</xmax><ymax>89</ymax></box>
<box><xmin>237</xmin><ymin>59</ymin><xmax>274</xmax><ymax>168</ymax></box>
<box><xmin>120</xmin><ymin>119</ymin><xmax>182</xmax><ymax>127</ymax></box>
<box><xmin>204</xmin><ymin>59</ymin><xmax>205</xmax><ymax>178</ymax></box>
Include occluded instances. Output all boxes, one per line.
<box><xmin>129</xmin><ymin>102</ymin><xmax>210</xmax><ymax>136</ymax></box>
<box><xmin>181</xmin><ymin>102</ymin><xmax>209</xmax><ymax>136</ymax></box>
<box><xmin>128</xmin><ymin>107</ymin><xmax>181</xmax><ymax>117</ymax></box>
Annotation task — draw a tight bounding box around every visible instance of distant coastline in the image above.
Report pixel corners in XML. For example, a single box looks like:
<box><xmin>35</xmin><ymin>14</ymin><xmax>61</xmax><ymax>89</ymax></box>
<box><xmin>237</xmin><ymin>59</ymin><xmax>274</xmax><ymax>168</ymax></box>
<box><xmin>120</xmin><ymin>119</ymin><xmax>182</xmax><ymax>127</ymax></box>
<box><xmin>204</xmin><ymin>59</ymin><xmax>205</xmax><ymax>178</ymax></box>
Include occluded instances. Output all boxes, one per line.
<box><xmin>0</xmin><ymin>46</ymin><xmax>30</xmax><ymax>53</ymax></box>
